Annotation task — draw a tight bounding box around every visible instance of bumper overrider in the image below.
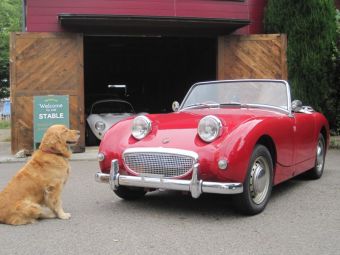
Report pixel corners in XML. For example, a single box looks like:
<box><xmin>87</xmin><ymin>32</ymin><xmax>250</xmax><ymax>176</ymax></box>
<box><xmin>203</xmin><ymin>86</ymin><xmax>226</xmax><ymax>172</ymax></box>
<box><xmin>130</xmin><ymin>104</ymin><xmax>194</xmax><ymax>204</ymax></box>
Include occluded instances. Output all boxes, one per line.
<box><xmin>95</xmin><ymin>159</ymin><xmax>243</xmax><ymax>198</ymax></box>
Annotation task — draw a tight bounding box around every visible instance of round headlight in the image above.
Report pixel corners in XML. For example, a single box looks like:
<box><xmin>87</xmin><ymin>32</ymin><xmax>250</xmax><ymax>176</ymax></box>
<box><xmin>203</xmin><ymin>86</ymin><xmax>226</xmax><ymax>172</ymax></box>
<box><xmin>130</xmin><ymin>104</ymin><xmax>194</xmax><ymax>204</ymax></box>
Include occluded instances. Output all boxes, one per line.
<box><xmin>131</xmin><ymin>115</ymin><xmax>152</xmax><ymax>140</ymax></box>
<box><xmin>198</xmin><ymin>115</ymin><xmax>223</xmax><ymax>142</ymax></box>
<box><xmin>95</xmin><ymin>121</ymin><xmax>106</xmax><ymax>131</ymax></box>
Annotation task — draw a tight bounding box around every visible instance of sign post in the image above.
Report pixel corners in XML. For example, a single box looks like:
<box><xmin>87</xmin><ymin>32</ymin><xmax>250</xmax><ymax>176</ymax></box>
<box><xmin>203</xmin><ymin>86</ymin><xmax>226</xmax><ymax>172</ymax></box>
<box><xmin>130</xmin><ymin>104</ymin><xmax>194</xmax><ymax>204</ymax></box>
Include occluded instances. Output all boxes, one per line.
<box><xmin>33</xmin><ymin>95</ymin><xmax>69</xmax><ymax>149</ymax></box>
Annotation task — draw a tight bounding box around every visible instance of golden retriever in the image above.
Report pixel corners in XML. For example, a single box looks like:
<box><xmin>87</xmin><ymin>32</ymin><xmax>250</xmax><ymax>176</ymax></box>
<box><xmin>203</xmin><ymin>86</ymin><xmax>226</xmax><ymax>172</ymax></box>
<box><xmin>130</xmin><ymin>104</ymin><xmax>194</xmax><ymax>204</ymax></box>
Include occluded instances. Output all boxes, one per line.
<box><xmin>0</xmin><ymin>124</ymin><xmax>80</xmax><ymax>225</ymax></box>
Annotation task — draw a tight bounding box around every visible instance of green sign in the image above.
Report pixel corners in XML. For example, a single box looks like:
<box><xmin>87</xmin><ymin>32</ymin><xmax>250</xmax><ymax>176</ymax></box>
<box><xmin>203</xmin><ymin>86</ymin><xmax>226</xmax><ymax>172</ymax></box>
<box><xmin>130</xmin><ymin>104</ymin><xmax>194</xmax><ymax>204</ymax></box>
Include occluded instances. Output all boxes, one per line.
<box><xmin>34</xmin><ymin>95</ymin><xmax>69</xmax><ymax>149</ymax></box>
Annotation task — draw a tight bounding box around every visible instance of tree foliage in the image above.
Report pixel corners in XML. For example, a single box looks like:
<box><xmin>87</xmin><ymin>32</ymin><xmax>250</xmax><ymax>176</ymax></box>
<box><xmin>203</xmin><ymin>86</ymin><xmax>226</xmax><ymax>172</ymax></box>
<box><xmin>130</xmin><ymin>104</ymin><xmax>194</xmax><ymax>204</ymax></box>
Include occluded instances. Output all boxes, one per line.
<box><xmin>264</xmin><ymin>0</ymin><xmax>338</xmax><ymax>131</ymax></box>
<box><xmin>333</xmin><ymin>9</ymin><xmax>340</xmax><ymax>133</ymax></box>
<box><xmin>0</xmin><ymin>0</ymin><xmax>22</xmax><ymax>99</ymax></box>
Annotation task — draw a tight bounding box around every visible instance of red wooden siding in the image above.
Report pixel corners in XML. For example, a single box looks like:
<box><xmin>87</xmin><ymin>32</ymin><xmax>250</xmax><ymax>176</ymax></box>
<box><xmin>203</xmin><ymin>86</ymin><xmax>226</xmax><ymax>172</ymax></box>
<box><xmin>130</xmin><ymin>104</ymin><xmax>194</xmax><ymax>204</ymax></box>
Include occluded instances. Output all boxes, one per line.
<box><xmin>248</xmin><ymin>0</ymin><xmax>267</xmax><ymax>34</ymax></box>
<box><xmin>335</xmin><ymin>0</ymin><xmax>340</xmax><ymax>9</ymax></box>
<box><xmin>25</xmin><ymin>0</ymin><xmax>267</xmax><ymax>34</ymax></box>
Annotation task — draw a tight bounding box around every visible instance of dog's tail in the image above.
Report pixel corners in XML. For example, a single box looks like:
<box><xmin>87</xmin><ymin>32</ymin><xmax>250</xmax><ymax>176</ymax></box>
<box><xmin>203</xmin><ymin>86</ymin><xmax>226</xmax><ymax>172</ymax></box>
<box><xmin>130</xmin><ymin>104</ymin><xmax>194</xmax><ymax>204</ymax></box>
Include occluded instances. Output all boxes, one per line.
<box><xmin>0</xmin><ymin>193</ymin><xmax>7</xmax><ymax>224</ymax></box>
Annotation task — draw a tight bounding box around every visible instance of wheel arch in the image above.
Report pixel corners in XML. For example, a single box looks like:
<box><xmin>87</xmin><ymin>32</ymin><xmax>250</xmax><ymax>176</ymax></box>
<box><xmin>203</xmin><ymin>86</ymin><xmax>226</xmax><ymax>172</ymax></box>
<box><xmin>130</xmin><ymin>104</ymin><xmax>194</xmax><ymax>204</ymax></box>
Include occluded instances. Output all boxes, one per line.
<box><xmin>256</xmin><ymin>135</ymin><xmax>277</xmax><ymax>173</ymax></box>
<box><xmin>320</xmin><ymin>126</ymin><xmax>328</xmax><ymax>151</ymax></box>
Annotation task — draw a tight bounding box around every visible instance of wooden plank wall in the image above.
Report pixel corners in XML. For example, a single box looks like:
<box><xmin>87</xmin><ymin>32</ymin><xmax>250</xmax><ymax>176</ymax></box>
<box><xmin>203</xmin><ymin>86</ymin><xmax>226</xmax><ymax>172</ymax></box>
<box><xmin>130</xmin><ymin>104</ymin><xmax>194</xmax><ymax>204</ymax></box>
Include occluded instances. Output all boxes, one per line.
<box><xmin>10</xmin><ymin>32</ymin><xmax>84</xmax><ymax>154</ymax></box>
<box><xmin>217</xmin><ymin>34</ymin><xmax>288</xmax><ymax>80</ymax></box>
<box><xmin>26</xmin><ymin>0</ymin><xmax>250</xmax><ymax>32</ymax></box>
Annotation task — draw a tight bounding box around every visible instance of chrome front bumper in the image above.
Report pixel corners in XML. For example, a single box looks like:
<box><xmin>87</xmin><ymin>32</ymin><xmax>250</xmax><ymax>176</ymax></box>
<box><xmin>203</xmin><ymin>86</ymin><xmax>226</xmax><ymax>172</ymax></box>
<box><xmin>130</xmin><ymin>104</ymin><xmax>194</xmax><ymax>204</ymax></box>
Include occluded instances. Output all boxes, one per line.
<box><xmin>95</xmin><ymin>159</ymin><xmax>243</xmax><ymax>198</ymax></box>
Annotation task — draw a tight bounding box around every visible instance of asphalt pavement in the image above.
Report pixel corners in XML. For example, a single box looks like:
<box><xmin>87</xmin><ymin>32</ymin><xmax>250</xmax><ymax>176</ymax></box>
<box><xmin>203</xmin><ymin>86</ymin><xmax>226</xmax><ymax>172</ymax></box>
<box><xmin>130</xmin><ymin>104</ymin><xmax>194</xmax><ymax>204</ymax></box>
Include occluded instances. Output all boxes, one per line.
<box><xmin>0</xmin><ymin>150</ymin><xmax>339</xmax><ymax>255</ymax></box>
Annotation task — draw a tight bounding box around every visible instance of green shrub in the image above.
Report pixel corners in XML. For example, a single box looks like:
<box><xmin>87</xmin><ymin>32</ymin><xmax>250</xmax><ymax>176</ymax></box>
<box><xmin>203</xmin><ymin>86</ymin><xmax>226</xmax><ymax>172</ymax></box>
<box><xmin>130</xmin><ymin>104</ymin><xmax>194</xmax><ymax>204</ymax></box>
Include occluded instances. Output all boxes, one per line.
<box><xmin>333</xmin><ymin>9</ymin><xmax>340</xmax><ymax>135</ymax></box>
<box><xmin>264</xmin><ymin>0</ymin><xmax>338</xmax><ymax>131</ymax></box>
<box><xmin>0</xmin><ymin>0</ymin><xmax>22</xmax><ymax>99</ymax></box>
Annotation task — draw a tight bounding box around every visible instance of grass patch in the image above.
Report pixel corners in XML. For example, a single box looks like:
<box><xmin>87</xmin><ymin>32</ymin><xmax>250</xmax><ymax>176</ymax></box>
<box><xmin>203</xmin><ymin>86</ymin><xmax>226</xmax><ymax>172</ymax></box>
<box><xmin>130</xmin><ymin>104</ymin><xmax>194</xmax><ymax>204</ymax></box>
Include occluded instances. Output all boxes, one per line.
<box><xmin>0</xmin><ymin>121</ymin><xmax>10</xmax><ymax>129</ymax></box>
<box><xmin>0</xmin><ymin>120</ymin><xmax>10</xmax><ymax>129</ymax></box>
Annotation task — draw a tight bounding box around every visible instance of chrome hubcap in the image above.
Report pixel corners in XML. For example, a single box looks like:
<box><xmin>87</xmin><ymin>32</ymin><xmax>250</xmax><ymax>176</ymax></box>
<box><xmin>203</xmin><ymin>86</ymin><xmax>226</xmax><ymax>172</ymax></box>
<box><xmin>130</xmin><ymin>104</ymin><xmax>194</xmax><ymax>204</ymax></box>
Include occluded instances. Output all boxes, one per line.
<box><xmin>316</xmin><ymin>139</ymin><xmax>324</xmax><ymax>173</ymax></box>
<box><xmin>249</xmin><ymin>156</ymin><xmax>270</xmax><ymax>205</ymax></box>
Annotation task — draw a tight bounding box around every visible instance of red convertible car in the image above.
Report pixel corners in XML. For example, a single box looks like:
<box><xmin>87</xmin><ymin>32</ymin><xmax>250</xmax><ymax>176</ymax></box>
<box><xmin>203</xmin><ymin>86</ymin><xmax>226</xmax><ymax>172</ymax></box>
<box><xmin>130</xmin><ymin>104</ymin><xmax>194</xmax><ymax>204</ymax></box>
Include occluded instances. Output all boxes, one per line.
<box><xmin>95</xmin><ymin>79</ymin><xmax>329</xmax><ymax>215</ymax></box>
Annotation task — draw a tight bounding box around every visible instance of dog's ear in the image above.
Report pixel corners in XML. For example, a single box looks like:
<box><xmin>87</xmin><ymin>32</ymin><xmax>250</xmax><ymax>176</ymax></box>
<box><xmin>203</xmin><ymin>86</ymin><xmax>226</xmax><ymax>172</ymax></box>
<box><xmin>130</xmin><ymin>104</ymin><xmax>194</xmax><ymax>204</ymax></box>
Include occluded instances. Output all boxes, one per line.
<box><xmin>51</xmin><ymin>128</ymin><xmax>71</xmax><ymax>158</ymax></box>
<box><xmin>39</xmin><ymin>129</ymin><xmax>56</xmax><ymax>151</ymax></box>
<box><xmin>39</xmin><ymin>127</ymin><xmax>71</xmax><ymax>158</ymax></box>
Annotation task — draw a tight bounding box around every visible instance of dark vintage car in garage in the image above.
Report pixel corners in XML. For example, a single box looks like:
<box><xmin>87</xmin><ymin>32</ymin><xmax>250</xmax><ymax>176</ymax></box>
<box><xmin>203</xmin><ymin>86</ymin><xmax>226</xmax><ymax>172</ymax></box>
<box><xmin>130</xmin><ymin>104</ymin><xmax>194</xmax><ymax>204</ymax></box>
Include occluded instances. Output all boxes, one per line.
<box><xmin>95</xmin><ymin>79</ymin><xmax>329</xmax><ymax>215</ymax></box>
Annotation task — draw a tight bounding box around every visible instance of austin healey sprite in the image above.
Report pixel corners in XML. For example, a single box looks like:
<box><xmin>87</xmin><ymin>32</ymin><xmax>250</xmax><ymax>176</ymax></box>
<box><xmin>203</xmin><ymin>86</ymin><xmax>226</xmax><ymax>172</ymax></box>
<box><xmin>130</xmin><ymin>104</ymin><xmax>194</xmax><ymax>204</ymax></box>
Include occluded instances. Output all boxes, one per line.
<box><xmin>95</xmin><ymin>79</ymin><xmax>329</xmax><ymax>215</ymax></box>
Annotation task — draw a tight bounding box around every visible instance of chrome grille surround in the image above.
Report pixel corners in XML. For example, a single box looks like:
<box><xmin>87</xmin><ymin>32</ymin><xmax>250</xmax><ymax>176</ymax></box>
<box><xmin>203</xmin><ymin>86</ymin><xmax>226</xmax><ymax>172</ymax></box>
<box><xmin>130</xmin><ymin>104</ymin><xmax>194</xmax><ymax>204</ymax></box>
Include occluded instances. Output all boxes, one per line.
<box><xmin>123</xmin><ymin>147</ymin><xmax>198</xmax><ymax>178</ymax></box>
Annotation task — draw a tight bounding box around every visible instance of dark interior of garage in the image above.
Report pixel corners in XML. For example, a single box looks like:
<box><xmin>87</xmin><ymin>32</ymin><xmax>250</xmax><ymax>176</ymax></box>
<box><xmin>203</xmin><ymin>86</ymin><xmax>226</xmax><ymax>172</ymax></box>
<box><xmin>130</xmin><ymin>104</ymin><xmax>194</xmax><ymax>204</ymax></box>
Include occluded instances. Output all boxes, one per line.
<box><xmin>84</xmin><ymin>36</ymin><xmax>217</xmax><ymax>114</ymax></box>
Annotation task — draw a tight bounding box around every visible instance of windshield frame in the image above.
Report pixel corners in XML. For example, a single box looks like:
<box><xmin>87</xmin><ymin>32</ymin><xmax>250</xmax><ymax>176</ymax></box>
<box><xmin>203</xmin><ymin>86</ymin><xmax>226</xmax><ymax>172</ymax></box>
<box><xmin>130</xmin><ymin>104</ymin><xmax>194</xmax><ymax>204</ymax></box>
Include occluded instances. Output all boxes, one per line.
<box><xmin>179</xmin><ymin>79</ymin><xmax>292</xmax><ymax>115</ymax></box>
<box><xmin>90</xmin><ymin>99</ymin><xmax>135</xmax><ymax>114</ymax></box>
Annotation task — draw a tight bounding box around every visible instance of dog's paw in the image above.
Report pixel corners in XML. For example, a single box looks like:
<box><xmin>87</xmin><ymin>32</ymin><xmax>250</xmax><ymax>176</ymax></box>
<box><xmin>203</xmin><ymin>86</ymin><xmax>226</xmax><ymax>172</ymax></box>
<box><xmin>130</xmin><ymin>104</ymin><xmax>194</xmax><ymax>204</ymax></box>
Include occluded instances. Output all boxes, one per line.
<box><xmin>58</xmin><ymin>212</ymin><xmax>71</xmax><ymax>220</ymax></box>
<box><xmin>40</xmin><ymin>206</ymin><xmax>56</xmax><ymax>219</ymax></box>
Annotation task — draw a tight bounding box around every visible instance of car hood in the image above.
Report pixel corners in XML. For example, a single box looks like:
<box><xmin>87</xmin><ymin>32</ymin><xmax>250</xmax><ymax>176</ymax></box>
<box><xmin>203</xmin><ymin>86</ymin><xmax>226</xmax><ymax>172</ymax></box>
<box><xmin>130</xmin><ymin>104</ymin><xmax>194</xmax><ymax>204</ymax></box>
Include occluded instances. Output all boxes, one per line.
<box><xmin>112</xmin><ymin>107</ymin><xmax>284</xmax><ymax>149</ymax></box>
<box><xmin>157</xmin><ymin>109</ymin><xmax>255</xmax><ymax>127</ymax></box>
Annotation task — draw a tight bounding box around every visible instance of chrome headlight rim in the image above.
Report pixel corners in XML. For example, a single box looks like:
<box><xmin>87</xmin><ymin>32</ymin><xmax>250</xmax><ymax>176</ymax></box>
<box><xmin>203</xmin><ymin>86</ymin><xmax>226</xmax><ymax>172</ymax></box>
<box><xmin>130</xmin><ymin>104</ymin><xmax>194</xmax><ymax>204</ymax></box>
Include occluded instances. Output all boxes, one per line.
<box><xmin>95</xmin><ymin>121</ymin><xmax>106</xmax><ymax>131</ymax></box>
<box><xmin>131</xmin><ymin>115</ymin><xmax>152</xmax><ymax>140</ymax></box>
<box><xmin>198</xmin><ymin>115</ymin><xmax>223</xmax><ymax>143</ymax></box>
<box><xmin>97</xmin><ymin>152</ymin><xmax>105</xmax><ymax>162</ymax></box>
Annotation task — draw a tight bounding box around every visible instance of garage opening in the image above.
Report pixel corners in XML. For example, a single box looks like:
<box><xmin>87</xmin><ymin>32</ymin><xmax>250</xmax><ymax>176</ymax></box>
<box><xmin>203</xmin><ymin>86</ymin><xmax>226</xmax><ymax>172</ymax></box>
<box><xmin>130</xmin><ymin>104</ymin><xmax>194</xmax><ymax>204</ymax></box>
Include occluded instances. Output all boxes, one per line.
<box><xmin>84</xmin><ymin>36</ymin><xmax>217</xmax><ymax>114</ymax></box>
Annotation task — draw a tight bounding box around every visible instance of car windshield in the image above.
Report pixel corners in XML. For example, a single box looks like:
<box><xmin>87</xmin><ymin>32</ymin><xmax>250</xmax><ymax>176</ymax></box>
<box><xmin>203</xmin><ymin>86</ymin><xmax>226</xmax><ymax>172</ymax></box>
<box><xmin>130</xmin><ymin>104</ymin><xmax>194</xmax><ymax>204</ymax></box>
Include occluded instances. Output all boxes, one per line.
<box><xmin>91</xmin><ymin>101</ymin><xmax>134</xmax><ymax>114</ymax></box>
<box><xmin>181</xmin><ymin>80</ymin><xmax>289</xmax><ymax>111</ymax></box>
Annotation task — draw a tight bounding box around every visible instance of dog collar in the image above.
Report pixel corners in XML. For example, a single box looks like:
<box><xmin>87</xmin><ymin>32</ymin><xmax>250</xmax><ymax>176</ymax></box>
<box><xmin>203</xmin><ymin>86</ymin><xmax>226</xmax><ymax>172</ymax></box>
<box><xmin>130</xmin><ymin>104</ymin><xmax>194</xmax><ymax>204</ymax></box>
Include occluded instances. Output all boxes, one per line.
<box><xmin>40</xmin><ymin>148</ymin><xmax>65</xmax><ymax>157</ymax></box>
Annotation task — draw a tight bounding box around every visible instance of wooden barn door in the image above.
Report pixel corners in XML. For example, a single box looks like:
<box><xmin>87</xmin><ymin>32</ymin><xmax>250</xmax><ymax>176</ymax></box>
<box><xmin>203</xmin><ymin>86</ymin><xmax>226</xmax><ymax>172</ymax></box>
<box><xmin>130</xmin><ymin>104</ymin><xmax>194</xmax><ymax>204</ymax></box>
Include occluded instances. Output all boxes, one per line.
<box><xmin>217</xmin><ymin>34</ymin><xmax>287</xmax><ymax>80</ymax></box>
<box><xmin>10</xmin><ymin>33</ymin><xmax>84</xmax><ymax>154</ymax></box>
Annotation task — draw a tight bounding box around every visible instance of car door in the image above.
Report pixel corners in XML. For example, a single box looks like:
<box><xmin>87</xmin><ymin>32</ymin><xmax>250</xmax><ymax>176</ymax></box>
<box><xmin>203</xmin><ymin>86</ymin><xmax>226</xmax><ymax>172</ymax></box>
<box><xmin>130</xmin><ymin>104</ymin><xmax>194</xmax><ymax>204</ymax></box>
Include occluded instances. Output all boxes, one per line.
<box><xmin>293</xmin><ymin>112</ymin><xmax>316</xmax><ymax>168</ymax></box>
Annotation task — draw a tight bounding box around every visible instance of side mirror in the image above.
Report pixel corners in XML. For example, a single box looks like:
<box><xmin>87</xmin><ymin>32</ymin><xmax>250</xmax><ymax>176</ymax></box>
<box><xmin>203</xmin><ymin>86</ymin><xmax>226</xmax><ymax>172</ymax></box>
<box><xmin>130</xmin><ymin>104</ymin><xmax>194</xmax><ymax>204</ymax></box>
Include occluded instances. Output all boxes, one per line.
<box><xmin>291</xmin><ymin>100</ymin><xmax>303</xmax><ymax>112</ymax></box>
<box><xmin>172</xmin><ymin>101</ymin><xmax>180</xmax><ymax>112</ymax></box>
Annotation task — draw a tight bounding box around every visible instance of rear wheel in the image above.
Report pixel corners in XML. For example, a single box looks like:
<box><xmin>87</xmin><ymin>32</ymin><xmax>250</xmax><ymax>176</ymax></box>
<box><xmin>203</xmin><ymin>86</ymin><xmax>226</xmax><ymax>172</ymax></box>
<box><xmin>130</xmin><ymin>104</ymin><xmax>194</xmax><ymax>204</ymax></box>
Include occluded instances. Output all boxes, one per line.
<box><xmin>234</xmin><ymin>145</ymin><xmax>273</xmax><ymax>215</ymax></box>
<box><xmin>114</xmin><ymin>186</ymin><xmax>146</xmax><ymax>200</ymax></box>
<box><xmin>305</xmin><ymin>134</ymin><xmax>325</xmax><ymax>179</ymax></box>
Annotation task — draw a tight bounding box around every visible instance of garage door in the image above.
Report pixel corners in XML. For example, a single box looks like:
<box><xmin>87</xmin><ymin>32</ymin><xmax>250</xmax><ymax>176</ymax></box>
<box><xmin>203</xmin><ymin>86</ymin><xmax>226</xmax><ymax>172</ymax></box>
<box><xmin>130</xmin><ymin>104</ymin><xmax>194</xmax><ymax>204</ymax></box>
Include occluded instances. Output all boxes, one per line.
<box><xmin>218</xmin><ymin>34</ymin><xmax>287</xmax><ymax>80</ymax></box>
<box><xmin>10</xmin><ymin>32</ymin><xmax>85</xmax><ymax>154</ymax></box>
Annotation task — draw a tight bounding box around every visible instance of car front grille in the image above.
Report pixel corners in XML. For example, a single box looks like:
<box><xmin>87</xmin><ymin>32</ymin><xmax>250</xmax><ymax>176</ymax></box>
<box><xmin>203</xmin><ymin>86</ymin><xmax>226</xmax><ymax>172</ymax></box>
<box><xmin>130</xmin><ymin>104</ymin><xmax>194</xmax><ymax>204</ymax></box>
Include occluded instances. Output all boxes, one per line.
<box><xmin>123</xmin><ymin>148</ymin><xmax>198</xmax><ymax>178</ymax></box>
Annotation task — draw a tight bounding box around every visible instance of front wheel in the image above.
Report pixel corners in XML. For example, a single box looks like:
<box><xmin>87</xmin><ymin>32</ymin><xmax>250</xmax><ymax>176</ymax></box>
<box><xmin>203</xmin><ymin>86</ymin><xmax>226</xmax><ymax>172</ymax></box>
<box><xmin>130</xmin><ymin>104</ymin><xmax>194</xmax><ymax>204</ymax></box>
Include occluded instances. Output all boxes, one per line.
<box><xmin>114</xmin><ymin>186</ymin><xmax>146</xmax><ymax>200</ymax></box>
<box><xmin>233</xmin><ymin>145</ymin><xmax>273</xmax><ymax>215</ymax></box>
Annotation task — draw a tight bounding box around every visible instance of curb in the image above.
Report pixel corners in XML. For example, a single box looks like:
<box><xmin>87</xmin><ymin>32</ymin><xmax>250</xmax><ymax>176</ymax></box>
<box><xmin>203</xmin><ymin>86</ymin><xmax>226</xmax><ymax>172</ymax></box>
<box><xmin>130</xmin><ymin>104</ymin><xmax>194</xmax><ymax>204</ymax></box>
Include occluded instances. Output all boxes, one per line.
<box><xmin>0</xmin><ymin>154</ymin><xmax>98</xmax><ymax>164</ymax></box>
<box><xmin>0</xmin><ymin>146</ymin><xmax>99</xmax><ymax>164</ymax></box>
